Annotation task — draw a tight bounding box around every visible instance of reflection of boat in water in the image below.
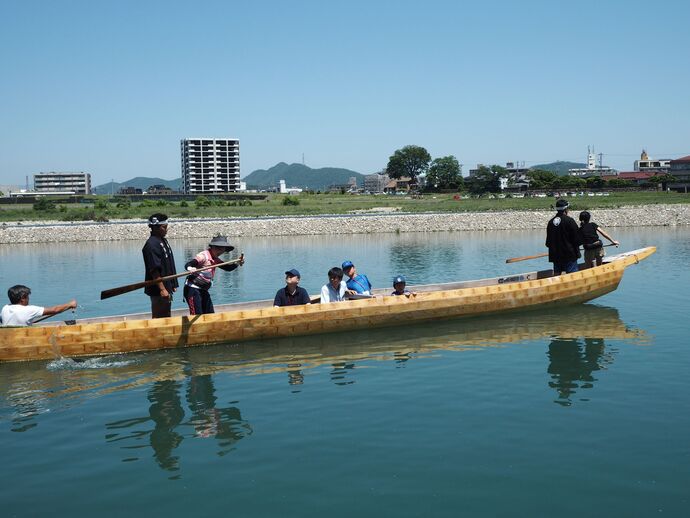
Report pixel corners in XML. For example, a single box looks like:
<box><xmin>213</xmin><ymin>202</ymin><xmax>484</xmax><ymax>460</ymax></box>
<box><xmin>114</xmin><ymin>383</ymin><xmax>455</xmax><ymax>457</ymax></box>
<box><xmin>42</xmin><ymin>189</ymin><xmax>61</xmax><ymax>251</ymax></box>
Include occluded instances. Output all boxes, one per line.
<box><xmin>0</xmin><ymin>304</ymin><xmax>646</xmax><ymax>404</ymax></box>
<box><xmin>0</xmin><ymin>247</ymin><xmax>655</xmax><ymax>362</ymax></box>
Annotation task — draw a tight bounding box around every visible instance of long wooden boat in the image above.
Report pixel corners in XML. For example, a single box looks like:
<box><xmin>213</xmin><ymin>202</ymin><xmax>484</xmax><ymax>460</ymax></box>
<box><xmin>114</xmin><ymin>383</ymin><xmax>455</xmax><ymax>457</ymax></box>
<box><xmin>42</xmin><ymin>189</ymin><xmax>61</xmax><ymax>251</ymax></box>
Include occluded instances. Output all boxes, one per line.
<box><xmin>0</xmin><ymin>246</ymin><xmax>655</xmax><ymax>362</ymax></box>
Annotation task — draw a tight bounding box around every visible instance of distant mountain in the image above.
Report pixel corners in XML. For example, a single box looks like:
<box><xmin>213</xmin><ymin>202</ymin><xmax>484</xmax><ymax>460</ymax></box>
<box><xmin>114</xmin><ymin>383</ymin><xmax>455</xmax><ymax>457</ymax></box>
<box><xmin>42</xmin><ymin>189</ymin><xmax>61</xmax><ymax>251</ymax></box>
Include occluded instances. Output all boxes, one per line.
<box><xmin>94</xmin><ymin>176</ymin><xmax>182</xmax><ymax>195</ymax></box>
<box><xmin>530</xmin><ymin>161</ymin><xmax>586</xmax><ymax>176</ymax></box>
<box><xmin>243</xmin><ymin>163</ymin><xmax>365</xmax><ymax>190</ymax></box>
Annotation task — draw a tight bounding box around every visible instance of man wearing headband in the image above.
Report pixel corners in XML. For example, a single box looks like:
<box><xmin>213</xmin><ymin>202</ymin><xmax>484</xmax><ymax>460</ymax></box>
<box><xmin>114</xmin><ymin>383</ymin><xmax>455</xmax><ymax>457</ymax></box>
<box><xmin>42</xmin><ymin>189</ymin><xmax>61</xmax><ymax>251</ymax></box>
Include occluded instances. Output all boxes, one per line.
<box><xmin>545</xmin><ymin>199</ymin><xmax>581</xmax><ymax>275</ymax></box>
<box><xmin>142</xmin><ymin>213</ymin><xmax>178</xmax><ymax>318</ymax></box>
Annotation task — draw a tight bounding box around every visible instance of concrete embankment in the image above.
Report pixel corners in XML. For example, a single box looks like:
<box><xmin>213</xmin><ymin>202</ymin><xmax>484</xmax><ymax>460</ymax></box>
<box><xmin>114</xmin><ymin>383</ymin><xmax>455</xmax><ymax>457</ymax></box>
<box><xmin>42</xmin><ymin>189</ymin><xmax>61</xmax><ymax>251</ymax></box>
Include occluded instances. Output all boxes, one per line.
<box><xmin>0</xmin><ymin>204</ymin><xmax>688</xmax><ymax>244</ymax></box>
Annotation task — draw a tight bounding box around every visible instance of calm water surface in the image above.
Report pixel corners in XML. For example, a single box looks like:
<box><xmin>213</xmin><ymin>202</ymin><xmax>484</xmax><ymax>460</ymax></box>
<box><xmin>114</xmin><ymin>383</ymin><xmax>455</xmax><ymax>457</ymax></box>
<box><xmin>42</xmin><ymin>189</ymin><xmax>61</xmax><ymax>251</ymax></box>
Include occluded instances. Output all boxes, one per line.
<box><xmin>1</xmin><ymin>227</ymin><xmax>689</xmax><ymax>517</ymax></box>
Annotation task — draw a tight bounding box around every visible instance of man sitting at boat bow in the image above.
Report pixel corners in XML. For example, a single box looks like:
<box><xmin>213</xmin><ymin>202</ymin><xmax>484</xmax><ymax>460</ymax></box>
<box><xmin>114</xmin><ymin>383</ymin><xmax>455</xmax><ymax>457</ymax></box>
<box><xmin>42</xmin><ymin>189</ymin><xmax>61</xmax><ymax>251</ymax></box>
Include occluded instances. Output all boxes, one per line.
<box><xmin>0</xmin><ymin>285</ymin><xmax>76</xmax><ymax>326</ymax></box>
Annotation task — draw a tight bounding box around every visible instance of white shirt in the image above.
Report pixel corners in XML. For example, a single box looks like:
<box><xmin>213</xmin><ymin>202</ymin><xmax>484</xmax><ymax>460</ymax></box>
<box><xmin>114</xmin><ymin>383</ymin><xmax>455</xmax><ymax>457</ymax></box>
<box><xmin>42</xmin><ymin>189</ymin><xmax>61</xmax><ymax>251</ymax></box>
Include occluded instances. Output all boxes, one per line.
<box><xmin>0</xmin><ymin>304</ymin><xmax>44</xmax><ymax>326</ymax></box>
<box><xmin>320</xmin><ymin>282</ymin><xmax>347</xmax><ymax>303</ymax></box>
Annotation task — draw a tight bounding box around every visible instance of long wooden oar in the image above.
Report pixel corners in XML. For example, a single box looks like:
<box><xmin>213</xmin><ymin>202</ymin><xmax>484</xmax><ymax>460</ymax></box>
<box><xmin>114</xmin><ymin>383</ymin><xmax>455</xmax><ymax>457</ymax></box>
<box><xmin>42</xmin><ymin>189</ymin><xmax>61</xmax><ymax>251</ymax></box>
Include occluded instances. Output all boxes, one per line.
<box><xmin>100</xmin><ymin>255</ymin><xmax>243</xmax><ymax>300</ymax></box>
<box><xmin>33</xmin><ymin>306</ymin><xmax>75</xmax><ymax>324</ymax></box>
<box><xmin>506</xmin><ymin>244</ymin><xmax>616</xmax><ymax>263</ymax></box>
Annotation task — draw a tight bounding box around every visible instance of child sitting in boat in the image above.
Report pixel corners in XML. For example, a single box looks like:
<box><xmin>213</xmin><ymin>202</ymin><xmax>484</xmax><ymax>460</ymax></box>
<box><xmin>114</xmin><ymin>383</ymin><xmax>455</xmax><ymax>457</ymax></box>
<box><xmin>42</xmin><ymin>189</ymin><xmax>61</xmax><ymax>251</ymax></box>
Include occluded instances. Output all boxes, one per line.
<box><xmin>578</xmin><ymin>211</ymin><xmax>619</xmax><ymax>269</ymax></box>
<box><xmin>391</xmin><ymin>275</ymin><xmax>416</xmax><ymax>298</ymax></box>
<box><xmin>184</xmin><ymin>236</ymin><xmax>244</xmax><ymax>315</ymax></box>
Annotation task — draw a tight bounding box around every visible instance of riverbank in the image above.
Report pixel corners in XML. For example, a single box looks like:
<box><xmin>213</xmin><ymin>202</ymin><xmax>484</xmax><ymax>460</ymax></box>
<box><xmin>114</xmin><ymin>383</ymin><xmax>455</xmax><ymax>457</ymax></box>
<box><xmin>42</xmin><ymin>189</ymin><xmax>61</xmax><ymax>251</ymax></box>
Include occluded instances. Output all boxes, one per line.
<box><xmin>0</xmin><ymin>204</ymin><xmax>688</xmax><ymax>244</ymax></box>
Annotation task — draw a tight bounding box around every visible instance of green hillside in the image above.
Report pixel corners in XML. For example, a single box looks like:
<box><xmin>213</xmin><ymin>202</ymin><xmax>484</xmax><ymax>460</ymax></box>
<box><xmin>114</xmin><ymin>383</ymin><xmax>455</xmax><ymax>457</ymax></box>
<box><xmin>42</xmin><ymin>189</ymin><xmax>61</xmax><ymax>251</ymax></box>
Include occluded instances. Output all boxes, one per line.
<box><xmin>530</xmin><ymin>161</ymin><xmax>586</xmax><ymax>176</ymax></box>
<box><xmin>94</xmin><ymin>176</ymin><xmax>182</xmax><ymax>194</ymax></box>
<box><xmin>243</xmin><ymin>163</ymin><xmax>365</xmax><ymax>190</ymax></box>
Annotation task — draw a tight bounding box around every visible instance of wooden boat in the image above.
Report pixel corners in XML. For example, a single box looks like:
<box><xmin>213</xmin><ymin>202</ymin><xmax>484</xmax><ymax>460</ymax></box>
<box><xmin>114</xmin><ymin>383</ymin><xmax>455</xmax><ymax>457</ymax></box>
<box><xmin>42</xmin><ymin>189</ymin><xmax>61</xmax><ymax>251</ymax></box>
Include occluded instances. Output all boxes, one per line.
<box><xmin>0</xmin><ymin>246</ymin><xmax>655</xmax><ymax>362</ymax></box>
<box><xmin>0</xmin><ymin>304</ymin><xmax>645</xmax><ymax>404</ymax></box>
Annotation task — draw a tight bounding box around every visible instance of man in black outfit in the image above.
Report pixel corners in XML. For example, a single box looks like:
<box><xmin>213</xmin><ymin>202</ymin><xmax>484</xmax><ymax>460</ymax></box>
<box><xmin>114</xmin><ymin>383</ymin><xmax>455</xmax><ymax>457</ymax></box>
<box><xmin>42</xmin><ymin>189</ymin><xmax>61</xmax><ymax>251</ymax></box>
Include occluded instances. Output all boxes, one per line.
<box><xmin>142</xmin><ymin>213</ymin><xmax>178</xmax><ymax>318</ymax></box>
<box><xmin>273</xmin><ymin>269</ymin><xmax>311</xmax><ymax>307</ymax></box>
<box><xmin>546</xmin><ymin>199</ymin><xmax>581</xmax><ymax>275</ymax></box>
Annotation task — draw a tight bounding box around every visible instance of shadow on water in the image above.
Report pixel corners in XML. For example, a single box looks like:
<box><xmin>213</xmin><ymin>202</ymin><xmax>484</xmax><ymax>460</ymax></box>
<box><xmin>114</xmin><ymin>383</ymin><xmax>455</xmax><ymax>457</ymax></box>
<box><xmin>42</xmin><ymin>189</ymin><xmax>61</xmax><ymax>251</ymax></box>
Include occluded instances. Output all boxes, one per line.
<box><xmin>104</xmin><ymin>372</ymin><xmax>252</xmax><ymax>477</ymax></box>
<box><xmin>1</xmin><ymin>304</ymin><xmax>648</xmax><ymax>460</ymax></box>
<box><xmin>547</xmin><ymin>337</ymin><xmax>614</xmax><ymax>406</ymax></box>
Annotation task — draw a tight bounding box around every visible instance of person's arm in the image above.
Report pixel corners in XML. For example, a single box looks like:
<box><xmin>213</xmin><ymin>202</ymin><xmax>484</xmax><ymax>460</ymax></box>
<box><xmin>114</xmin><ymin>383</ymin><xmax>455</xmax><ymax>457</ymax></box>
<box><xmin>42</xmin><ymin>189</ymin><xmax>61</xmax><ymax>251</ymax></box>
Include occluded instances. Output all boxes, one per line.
<box><xmin>301</xmin><ymin>288</ymin><xmax>311</xmax><ymax>305</ymax></box>
<box><xmin>597</xmin><ymin>227</ymin><xmax>619</xmax><ymax>246</ymax></box>
<box><xmin>320</xmin><ymin>285</ymin><xmax>331</xmax><ymax>303</ymax></box>
<box><xmin>185</xmin><ymin>258</ymin><xmax>200</xmax><ymax>272</ymax></box>
<box><xmin>219</xmin><ymin>263</ymin><xmax>239</xmax><ymax>272</ymax></box>
<box><xmin>42</xmin><ymin>299</ymin><xmax>77</xmax><ymax>317</ymax></box>
<box><xmin>273</xmin><ymin>290</ymin><xmax>283</xmax><ymax>307</ymax></box>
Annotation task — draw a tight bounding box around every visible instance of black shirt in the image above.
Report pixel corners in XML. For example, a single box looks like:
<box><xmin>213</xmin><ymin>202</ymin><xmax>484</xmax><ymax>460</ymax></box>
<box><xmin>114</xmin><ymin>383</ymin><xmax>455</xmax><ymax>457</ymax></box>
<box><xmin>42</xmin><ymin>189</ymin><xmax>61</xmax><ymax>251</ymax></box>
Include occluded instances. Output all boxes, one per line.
<box><xmin>142</xmin><ymin>235</ymin><xmax>178</xmax><ymax>296</ymax></box>
<box><xmin>273</xmin><ymin>286</ymin><xmax>311</xmax><ymax>307</ymax></box>
<box><xmin>579</xmin><ymin>222</ymin><xmax>600</xmax><ymax>247</ymax></box>
<box><xmin>546</xmin><ymin>212</ymin><xmax>581</xmax><ymax>263</ymax></box>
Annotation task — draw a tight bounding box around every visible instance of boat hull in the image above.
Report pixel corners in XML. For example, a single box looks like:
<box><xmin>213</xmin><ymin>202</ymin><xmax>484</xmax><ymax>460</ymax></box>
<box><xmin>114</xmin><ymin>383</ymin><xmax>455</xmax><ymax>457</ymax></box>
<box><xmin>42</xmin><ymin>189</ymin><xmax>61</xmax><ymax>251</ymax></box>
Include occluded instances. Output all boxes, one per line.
<box><xmin>0</xmin><ymin>246</ymin><xmax>655</xmax><ymax>362</ymax></box>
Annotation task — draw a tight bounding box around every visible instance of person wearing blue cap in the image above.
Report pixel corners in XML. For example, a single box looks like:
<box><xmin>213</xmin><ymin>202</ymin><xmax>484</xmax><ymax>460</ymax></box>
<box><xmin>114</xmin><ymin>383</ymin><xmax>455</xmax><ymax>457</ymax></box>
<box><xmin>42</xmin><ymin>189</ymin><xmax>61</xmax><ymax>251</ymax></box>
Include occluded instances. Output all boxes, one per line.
<box><xmin>546</xmin><ymin>199</ymin><xmax>581</xmax><ymax>275</ymax></box>
<box><xmin>341</xmin><ymin>260</ymin><xmax>372</xmax><ymax>296</ymax></box>
<box><xmin>391</xmin><ymin>275</ymin><xmax>416</xmax><ymax>297</ymax></box>
<box><xmin>273</xmin><ymin>269</ymin><xmax>311</xmax><ymax>307</ymax></box>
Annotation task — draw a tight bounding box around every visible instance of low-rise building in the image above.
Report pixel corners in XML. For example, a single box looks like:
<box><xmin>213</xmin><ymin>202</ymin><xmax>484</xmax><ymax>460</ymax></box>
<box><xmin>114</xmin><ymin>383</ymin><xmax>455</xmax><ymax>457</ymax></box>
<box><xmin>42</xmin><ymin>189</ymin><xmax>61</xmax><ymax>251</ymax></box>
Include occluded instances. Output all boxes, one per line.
<box><xmin>118</xmin><ymin>186</ymin><xmax>143</xmax><ymax>195</ymax></box>
<box><xmin>669</xmin><ymin>155</ymin><xmax>690</xmax><ymax>191</ymax></box>
<box><xmin>364</xmin><ymin>173</ymin><xmax>390</xmax><ymax>193</ymax></box>
<box><xmin>634</xmin><ymin>150</ymin><xmax>671</xmax><ymax>173</ymax></box>
<box><xmin>34</xmin><ymin>172</ymin><xmax>91</xmax><ymax>194</ymax></box>
<box><xmin>147</xmin><ymin>184</ymin><xmax>176</xmax><ymax>195</ymax></box>
<box><xmin>568</xmin><ymin>147</ymin><xmax>617</xmax><ymax>178</ymax></box>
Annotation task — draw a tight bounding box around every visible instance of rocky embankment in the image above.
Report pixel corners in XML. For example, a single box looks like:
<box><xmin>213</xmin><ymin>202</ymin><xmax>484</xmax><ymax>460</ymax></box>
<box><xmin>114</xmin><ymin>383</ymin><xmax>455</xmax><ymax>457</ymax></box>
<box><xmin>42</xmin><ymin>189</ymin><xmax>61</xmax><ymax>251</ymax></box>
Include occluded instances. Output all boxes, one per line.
<box><xmin>0</xmin><ymin>204</ymin><xmax>688</xmax><ymax>244</ymax></box>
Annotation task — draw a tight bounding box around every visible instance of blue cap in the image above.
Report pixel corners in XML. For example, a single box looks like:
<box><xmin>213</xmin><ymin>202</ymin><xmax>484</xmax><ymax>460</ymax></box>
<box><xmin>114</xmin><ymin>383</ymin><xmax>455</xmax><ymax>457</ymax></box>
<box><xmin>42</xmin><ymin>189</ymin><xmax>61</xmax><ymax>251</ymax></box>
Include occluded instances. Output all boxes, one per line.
<box><xmin>341</xmin><ymin>260</ymin><xmax>354</xmax><ymax>270</ymax></box>
<box><xmin>393</xmin><ymin>275</ymin><xmax>406</xmax><ymax>285</ymax></box>
<box><xmin>285</xmin><ymin>268</ymin><xmax>300</xmax><ymax>278</ymax></box>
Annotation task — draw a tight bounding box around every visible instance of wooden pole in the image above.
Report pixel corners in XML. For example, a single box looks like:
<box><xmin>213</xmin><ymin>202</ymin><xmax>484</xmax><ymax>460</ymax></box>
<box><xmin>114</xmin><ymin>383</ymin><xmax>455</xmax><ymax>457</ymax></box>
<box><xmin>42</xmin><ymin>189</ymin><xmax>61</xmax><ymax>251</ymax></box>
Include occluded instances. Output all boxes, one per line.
<box><xmin>100</xmin><ymin>256</ymin><xmax>243</xmax><ymax>300</ymax></box>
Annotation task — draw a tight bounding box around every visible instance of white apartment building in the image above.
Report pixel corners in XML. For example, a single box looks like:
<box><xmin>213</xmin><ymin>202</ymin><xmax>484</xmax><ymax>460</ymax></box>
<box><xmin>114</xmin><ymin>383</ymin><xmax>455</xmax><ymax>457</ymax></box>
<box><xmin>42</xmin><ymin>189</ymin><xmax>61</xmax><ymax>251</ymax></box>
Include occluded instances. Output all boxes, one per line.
<box><xmin>364</xmin><ymin>173</ymin><xmax>389</xmax><ymax>193</ymax></box>
<box><xmin>33</xmin><ymin>172</ymin><xmax>91</xmax><ymax>194</ymax></box>
<box><xmin>181</xmin><ymin>138</ymin><xmax>240</xmax><ymax>194</ymax></box>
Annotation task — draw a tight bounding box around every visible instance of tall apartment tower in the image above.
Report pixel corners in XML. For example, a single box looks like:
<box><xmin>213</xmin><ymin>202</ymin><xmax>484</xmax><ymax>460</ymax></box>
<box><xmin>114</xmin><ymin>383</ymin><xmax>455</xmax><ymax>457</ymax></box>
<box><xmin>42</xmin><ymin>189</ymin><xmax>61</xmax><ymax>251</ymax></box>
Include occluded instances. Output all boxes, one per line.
<box><xmin>181</xmin><ymin>138</ymin><xmax>240</xmax><ymax>194</ymax></box>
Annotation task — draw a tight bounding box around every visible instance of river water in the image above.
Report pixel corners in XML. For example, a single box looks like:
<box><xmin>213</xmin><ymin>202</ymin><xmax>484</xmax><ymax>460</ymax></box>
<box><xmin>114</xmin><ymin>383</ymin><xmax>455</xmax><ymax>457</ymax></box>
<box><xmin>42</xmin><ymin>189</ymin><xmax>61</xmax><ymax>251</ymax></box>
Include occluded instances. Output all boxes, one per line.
<box><xmin>1</xmin><ymin>227</ymin><xmax>689</xmax><ymax>516</ymax></box>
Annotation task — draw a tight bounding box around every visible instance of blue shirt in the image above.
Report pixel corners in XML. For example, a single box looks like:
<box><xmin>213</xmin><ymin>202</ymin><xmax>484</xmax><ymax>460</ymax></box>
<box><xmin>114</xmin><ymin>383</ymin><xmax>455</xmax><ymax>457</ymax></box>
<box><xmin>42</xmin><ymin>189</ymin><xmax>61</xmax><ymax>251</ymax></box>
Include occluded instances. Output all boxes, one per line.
<box><xmin>346</xmin><ymin>274</ymin><xmax>372</xmax><ymax>295</ymax></box>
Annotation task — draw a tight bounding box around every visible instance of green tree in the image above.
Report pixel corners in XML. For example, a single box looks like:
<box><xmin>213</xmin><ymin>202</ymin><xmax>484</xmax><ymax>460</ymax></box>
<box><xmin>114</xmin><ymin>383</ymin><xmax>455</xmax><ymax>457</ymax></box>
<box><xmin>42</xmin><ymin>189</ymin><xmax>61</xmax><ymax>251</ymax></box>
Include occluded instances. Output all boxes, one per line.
<box><xmin>647</xmin><ymin>173</ymin><xmax>675</xmax><ymax>190</ymax></box>
<box><xmin>585</xmin><ymin>177</ymin><xmax>605</xmax><ymax>188</ymax></box>
<box><xmin>33</xmin><ymin>198</ymin><xmax>55</xmax><ymax>211</ymax></box>
<box><xmin>386</xmin><ymin>145</ymin><xmax>431</xmax><ymax>182</ymax></box>
<box><xmin>465</xmin><ymin>165</ymin><xmax>503</xmax><ymax>194</ymax></box>
<box><xmin>195</xmin><ymin>196</ymin><xmax>211</xmax><ymax>208</ymax></box>
<box><xmin>426</xmin><ymin>156</ymin><xmax>462</xmax><ymax>190</ymax></box>
<box><xmin>527</xmin><ymin>169</ymin><xmax>558</xmax><ymax>190</ymax></box>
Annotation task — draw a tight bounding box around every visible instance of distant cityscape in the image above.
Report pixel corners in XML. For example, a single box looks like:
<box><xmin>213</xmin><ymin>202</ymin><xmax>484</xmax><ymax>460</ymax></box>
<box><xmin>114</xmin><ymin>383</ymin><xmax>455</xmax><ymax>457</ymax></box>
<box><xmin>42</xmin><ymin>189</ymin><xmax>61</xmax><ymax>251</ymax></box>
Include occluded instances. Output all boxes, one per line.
<box><xmin>2</xmin><ymin>140</ymin><xmax>689</xmax><ymax>197</ymax></box>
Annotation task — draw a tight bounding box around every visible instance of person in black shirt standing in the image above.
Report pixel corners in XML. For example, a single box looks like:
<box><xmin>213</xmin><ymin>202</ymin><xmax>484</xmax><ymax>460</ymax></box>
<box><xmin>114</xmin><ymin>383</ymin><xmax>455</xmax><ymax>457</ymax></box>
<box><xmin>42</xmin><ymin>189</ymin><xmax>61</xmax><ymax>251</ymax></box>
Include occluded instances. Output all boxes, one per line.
<box><xmin>273</xmin><ymin>269</ymin><xmax>311</xmax><ymax>307</ymax></box>
<box><xmin>545</xmin><ymin>199</ymin><xmax>581</xmax><ymax>275</ymax></box>
<box><xmin>578</xmin><ymin>210</ymin><xmax>619</xmax><ymax>269</ymax></box>
<box><xmin>142</xmin><ymin>213</ymin><xmax>178</xmax><ymax>318</ymax></box>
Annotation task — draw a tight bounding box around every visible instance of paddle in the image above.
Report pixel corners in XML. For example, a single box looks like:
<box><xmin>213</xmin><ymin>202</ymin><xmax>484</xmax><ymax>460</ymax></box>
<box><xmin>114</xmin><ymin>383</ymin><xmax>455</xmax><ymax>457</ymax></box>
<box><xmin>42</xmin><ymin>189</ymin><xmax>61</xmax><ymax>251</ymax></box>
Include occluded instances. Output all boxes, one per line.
<box><xmin>506</xmin><ymin>244</ymin><xmax>617</xmax><ymax>263</ymax></box>
<box><xmin>32</xmin><ymin>306</ymin><xmax>75</xmax><ymax>324</ymax></box>
<box><xmin>100</xmin><ymin>255</ymin><xmax>243</xmax><ymax>300</ymax></box>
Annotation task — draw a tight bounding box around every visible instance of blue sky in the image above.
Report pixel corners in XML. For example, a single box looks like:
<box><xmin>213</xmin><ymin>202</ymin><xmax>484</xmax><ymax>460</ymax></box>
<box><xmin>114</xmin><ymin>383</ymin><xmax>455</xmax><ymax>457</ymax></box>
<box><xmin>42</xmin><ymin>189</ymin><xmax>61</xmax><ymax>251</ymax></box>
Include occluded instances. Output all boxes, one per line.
<box><xmin>1</xmin><ymin>0</ymin><xmax>688</xmax><ymax>186</ymax></box>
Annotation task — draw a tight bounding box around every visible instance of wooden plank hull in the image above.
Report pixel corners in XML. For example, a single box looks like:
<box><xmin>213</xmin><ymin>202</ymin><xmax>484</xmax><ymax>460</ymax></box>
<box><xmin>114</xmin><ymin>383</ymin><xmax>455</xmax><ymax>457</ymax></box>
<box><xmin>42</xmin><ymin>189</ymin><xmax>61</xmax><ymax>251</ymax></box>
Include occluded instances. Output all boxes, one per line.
<box><xmin>0</xmin><ymin>246</ymin><xmax>656</xmax><ymax>362</ymax></box>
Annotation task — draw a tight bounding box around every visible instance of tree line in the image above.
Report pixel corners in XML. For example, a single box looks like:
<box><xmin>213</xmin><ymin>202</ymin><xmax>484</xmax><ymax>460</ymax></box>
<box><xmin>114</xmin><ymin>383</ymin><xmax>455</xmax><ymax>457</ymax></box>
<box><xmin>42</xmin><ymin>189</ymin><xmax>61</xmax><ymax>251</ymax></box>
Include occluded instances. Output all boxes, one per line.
<box><xmin>385</xmin><ymin>145</ymin><xmax>672</xmax><ymax>194</ymax></box>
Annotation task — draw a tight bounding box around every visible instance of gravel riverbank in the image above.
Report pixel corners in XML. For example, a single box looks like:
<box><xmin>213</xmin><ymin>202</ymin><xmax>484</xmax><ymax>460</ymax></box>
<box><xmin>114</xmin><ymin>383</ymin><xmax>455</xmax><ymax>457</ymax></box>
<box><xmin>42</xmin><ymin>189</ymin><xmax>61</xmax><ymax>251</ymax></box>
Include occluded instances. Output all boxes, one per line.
<box><xmin>0</xmin><ymin>204</ymin><xmax>688</xmax><ymax>244</ymax></box>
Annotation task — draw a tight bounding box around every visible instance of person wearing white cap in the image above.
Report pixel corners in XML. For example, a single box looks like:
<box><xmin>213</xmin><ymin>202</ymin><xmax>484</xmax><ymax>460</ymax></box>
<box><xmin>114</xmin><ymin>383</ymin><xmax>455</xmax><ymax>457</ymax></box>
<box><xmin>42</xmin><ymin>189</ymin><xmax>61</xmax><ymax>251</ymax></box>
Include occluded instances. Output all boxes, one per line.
<box><xmin>545</xmin><ymin>199</ymin><xmax>581</xmax><ymax>275</ymax></box>
<box><xmin>183</xmin><ymin>235</ymin><xmax>244</xmax><ymax>315</ymax></box>
<box><xmin>142</xmin><ymin>213</ymin><xmax>177</xmax><ymax>318</ymax></box>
